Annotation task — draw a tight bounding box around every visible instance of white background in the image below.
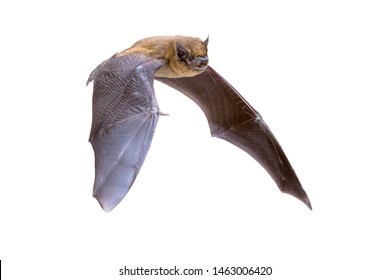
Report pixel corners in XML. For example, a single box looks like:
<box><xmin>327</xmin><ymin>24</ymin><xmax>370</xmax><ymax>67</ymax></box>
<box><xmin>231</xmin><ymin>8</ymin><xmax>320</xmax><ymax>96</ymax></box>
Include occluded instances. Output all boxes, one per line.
<box><xmin>1</xmin><ymin>0</ymin><xmax>389</xmax><ymax>279</ymax></box>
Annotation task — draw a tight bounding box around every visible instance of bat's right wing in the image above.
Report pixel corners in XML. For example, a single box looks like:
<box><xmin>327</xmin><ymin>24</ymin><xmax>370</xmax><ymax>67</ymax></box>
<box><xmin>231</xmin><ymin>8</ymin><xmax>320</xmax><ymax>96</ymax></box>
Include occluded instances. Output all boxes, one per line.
<box><xmin>156</xmin><ymin>66</ymin><xmax>312</xmax><ymax>209</ymax></box>
<box><xmin>88</xmin><ymin>55</ymin><xmax>165</xmax><ymax>212</ymax></box>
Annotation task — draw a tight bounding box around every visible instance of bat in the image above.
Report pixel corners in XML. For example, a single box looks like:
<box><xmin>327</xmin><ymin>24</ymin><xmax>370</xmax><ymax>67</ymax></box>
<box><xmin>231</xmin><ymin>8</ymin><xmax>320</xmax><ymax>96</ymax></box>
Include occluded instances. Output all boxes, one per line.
<box><xmin>87</xmin><ymin>36</ymin><xmax>312</xmax><ymax>212</ymax></box>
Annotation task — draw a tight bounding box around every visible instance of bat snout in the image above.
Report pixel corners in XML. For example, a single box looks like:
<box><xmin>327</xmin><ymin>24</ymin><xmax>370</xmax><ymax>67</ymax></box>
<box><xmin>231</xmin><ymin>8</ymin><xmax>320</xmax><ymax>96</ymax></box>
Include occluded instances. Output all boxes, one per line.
<box><xmin>196</xmin><ymin>56</ymin><xmax>208</xmax><ymax>67</ymax></box>
<box><xmin>192</xmin><ymin>56</ymin><xmax>208</xmax><ymax>71</ymax></box>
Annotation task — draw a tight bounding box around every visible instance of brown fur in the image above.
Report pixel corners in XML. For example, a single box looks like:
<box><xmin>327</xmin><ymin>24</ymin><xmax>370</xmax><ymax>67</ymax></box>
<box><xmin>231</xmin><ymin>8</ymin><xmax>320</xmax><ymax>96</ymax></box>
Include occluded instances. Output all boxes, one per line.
<box><xmin>117</xmin><ymin>36</ymin><xmax>208</xmax><ymax>78</ymax></box>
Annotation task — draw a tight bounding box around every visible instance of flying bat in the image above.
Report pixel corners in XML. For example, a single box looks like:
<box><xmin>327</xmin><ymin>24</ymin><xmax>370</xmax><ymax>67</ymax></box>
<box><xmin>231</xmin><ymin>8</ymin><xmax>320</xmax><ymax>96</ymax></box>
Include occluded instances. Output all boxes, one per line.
<box><xmin>87</xmin><ymin>36</ymin><xmax>312</xmax><ymax>212</ymax></box>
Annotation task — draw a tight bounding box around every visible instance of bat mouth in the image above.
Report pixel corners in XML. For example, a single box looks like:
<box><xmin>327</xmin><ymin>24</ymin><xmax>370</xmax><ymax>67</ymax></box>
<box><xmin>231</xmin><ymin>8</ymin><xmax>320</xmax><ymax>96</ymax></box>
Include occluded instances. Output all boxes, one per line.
<box><xmin>191</xmin><ymin>65</ymin><xmax>208</xmax><ymax>72</ymax></box>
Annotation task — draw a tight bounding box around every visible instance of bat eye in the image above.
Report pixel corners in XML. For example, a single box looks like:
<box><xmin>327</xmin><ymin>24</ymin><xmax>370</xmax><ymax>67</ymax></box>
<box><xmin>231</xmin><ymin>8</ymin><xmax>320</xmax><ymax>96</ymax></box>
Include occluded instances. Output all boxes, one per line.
<box><xmin>180</xmin><ymin>54</ymin><xmax>194</xmax><ymax>64</ymax></box>
<box><xmin>183</xmin><ymin>56</ymin><xmax>196</xmax><ymax>67</ymax></box>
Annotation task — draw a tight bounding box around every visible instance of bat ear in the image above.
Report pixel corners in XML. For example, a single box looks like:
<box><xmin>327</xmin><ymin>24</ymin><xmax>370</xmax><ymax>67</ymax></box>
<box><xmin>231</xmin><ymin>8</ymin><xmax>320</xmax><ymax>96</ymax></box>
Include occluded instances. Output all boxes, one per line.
<box><xmin>176</xmin><ymin>43</ymin><xmax>190</xmax><ymax>61</ymax></box>
<box><xmin>203</xmin><ymin>35</ymin><xmax>209</xmax><ymax>46</ymax></box>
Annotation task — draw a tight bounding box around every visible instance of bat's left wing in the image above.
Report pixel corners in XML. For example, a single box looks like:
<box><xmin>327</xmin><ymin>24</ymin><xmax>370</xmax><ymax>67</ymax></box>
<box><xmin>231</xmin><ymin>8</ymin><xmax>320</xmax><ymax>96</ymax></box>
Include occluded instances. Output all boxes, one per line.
<box><xmin>156</xmin><ymin>66</ymin><xmax>312</xmax><ymax>209</ymax></box>
<box><xmin>87</xmin><ymin>54</ymin><xmax>165</xmax><ymax>211</ymax></box>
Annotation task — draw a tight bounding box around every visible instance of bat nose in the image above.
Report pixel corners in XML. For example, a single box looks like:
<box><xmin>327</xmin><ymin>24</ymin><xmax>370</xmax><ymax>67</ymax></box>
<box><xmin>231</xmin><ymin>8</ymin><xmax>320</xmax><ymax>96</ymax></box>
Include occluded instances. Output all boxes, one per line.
<box><xmin>195</xmin><ymin>56</ymin><xmax>208</xmax><ymax>68</ymax></box>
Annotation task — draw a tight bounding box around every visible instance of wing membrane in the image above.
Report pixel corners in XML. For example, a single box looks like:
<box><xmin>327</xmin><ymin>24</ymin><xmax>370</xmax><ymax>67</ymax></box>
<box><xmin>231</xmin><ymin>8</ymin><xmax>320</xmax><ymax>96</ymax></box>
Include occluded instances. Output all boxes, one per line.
<box><xmin>156</xmin><ymin>66</ymin><xmax>312</xmax><ymax>209</ymax></box>
<box><xmin>88</xmin><ymin>55</ymin><xmax>164</xmax><ymax>211</ymax></box>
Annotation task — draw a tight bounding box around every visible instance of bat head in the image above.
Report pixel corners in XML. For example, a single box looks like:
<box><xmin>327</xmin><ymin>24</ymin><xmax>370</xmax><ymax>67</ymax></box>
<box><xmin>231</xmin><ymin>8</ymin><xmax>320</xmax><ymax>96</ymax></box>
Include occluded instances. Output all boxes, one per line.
<box><xmin>176</xmin><ymin>43</ymin><xmax>208</xmax><ymax>71</ymax></box>
<box><xmin>166</xmin><ymin>36</ymin><xmax>208</xmax><ymax>78</ymax></box>
<box><xmin>129</xmin><ymin>35</ymin><xmax>209</xmax><ymax>78</ymax></box>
